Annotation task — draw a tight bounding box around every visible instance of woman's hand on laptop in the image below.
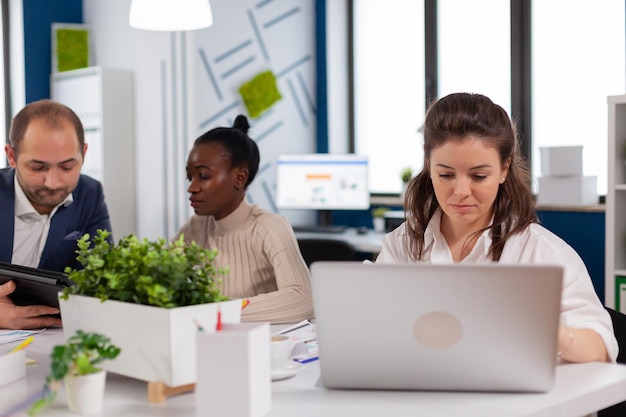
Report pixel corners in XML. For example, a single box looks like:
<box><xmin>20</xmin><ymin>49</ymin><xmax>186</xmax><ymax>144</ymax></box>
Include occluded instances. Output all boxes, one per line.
<box><xmin>0</xmin><ymin>280</ymin><xmax>62</xmax><ymax>330</ymax></box>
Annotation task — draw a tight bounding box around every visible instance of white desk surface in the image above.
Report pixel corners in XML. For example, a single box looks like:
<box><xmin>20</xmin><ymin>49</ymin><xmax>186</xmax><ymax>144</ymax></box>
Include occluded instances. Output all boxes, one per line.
<box><xmin>295</xmin><ymin>228</ymin><xmax>385</xmax><ymax>254</ymax></box>
<box><xmin>2</xmin><ymin>328</ymin><xmax>626</xmax><ymax>417</ymax></box>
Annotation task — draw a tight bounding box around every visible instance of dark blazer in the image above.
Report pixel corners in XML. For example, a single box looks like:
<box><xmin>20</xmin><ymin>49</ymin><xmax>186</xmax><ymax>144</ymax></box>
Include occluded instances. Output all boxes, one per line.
<box><xmin>0</xmin><ymin>167</ymin><xmax>112</xmax><ymax>272</ymax></box>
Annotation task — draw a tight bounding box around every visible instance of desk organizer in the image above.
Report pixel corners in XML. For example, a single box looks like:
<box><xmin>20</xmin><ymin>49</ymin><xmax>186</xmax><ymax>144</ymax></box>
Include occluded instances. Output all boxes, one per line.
<box><xmin>196</xmin><ymin>323</ymin><xmax>271</xmax><ymax>417</ymax></box>
<box><xmin>0</xmin><ymin>350</ymin><xmax>25</xmax><ymax>387</ymax></box>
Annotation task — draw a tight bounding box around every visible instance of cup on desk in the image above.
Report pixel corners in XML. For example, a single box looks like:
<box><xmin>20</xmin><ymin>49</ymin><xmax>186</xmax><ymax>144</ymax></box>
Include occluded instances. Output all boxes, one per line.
<box><xmin>270</xmin><ymin>335</ymin><xmax>292</xmax><ymax>370</ymax></box>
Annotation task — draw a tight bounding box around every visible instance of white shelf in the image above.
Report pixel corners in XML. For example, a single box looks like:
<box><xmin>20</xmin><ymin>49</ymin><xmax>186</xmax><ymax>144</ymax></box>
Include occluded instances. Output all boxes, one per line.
<box><xmin>51</xmin><ymin>67</ymin><xmax>136</xmax><ymax>239</ymax></box>
<box><xmin>605</xmin><ymin>94</ymin><xmax>626</xmax><ymax>309</ymax></box>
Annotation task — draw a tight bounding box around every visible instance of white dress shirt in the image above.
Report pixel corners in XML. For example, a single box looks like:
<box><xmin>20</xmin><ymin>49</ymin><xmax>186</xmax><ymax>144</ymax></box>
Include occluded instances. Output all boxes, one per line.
<box><xmin>376</xmin><ymin>209</ymin><xmax>619</xmax><ymax>362</ymax></box>
<box><xmin>12</xmin><ymin>176</ymin><xmax>73</xmax><ymax>268</ymax></box>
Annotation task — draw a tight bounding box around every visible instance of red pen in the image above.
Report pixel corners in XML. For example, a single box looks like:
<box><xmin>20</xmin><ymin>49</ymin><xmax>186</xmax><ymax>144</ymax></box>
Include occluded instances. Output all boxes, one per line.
<box><xmin>216</xmin><ymin>307</ymin><xmax>222</xmax><ymax>331</ymax></box>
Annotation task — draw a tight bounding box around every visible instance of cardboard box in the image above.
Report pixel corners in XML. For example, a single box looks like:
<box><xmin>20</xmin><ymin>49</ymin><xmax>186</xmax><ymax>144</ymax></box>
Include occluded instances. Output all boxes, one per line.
<box><xmin>539</xmin><ymin>146</ymin><xmax>583</xmax><ymax>176</ymax></box>
<box><xmin>60</xmin><ymin>295</ymin><xmax>242</xmax><ymax>387</ymax></box>
<box><xmin>536</xmin><ymin>175</ymin><xmax>597</xmax><ymax>206</ymax></box>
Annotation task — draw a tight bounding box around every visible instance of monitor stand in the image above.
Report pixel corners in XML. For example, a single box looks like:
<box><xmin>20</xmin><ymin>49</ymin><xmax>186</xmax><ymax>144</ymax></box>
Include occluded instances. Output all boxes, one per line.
<box><xmin>292</xmin><ymin>210</ymin><xmax>347</xmax><ymax>234</ymax></box>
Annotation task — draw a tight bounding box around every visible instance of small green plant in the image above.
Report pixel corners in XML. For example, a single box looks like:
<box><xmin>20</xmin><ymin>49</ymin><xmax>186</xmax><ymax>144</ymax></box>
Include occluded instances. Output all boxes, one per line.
<box><xmin>371</xmin><ymin>207</ymin><xmax>391</xmax><ymax>218</ymax></box>
<box><xmin>400</xmin><ymin>167</ymin><xmax>413</xmax><ymax>184</ymax></box>
<box><xmin>61</xmin><ymin>230</ymin><xmax>229</xmax><ymax>308</ymax></box>
<box><xmin>29</xmin><ymin>330</ymin><xmax>121</xmax><ymax>415</ymax></box>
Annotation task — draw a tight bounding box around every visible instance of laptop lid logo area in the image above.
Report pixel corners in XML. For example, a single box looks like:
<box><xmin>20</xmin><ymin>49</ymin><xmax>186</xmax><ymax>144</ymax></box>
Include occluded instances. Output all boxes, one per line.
<box><xmin>413</xmin><ymin>311</ymin><xmax>463</xmax><ymax>349</ymax></box>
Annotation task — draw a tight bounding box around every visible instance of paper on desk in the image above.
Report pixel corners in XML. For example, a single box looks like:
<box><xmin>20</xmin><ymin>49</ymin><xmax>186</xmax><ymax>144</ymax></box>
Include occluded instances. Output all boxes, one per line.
<box><xmin>0</xmin><ymin>329</ymin><xmax>45</xmax><ymax>346</ymax></box>
<box><xmin>275</xmin><ymin>320</ymin><xmax>318</xmax><ymax>361</ymax></box>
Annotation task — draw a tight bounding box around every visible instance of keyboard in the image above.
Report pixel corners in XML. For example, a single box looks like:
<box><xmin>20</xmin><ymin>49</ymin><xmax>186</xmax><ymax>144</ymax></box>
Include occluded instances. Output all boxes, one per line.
<box><xmin>292</xmin><ymin>225</ymin><xmax>348</xmax><ymax>234</ymax></box>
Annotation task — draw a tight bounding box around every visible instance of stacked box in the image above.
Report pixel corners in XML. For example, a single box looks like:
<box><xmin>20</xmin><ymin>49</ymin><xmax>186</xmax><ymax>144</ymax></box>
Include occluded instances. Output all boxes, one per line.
<box><xmin>536</xmin><ymin>146</ymin><xmax>597</xmax><ymax>206</ymax></box>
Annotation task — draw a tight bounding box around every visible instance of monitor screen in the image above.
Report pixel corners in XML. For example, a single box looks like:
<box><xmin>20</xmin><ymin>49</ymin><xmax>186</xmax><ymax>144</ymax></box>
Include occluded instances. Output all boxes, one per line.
<box><xmin>276</xmin><ymin>154</ymin><xmax>370</xmax><ymax>210</ymax></box>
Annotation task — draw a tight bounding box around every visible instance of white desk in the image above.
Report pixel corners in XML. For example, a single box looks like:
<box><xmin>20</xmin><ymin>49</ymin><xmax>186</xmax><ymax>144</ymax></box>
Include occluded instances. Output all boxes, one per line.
<box><xmin>295</xmin><ymin>228</ymin><xmax>385</xmax><ymax>254</ymax></box>
<box><xmin>2</xmin><ymin>328</ymin><xmax>626</xmax><ymax>417</ymax></box>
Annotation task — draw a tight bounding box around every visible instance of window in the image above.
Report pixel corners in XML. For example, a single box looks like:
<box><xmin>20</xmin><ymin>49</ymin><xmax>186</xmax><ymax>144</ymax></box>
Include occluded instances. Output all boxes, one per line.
<box><xmin>531</xmin><ymin>0</ymin><xmax>625</xmax><ymax>195</ymax></box>
<box><xmin>353</xmin><ymin>0</ymin><xmax>425</xmax><ymax>194</ymax></box>
<box><xmin>350</xmin><ymin>1</ymin><xmax>626</xmax><ymax>197</ymax></box>
<box><xmin>438</xmin><ymin>0</ymin><xmax>511</xmax><ymax>114</ymax></box>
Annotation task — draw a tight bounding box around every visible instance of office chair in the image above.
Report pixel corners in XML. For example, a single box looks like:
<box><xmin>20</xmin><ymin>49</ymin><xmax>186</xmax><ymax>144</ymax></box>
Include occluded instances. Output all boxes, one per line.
<box><xmin>297</xmin><ymin>238</ymin><xmax>359</xmax><ymax>268</ymax></box>
<box><xmin>598</xmin><ymin>307</ymin><xmax>626</xmax><ymax>417</ymax></box>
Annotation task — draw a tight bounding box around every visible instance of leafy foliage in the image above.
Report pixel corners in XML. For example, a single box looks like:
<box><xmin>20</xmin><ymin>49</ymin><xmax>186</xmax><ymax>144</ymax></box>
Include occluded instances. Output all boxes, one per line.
<box><xmin>61</xmin><ymin>230</ymin><xmax>229</xmax><ymax>307</ymax></box>
<box><xmin>29</xmin><ymin>330</ymin><xmax>121</xmax><ymax>415</ymax></box>
<box><xmin>400</xmin><ymin>167</ymin><xmax>413</xmax><ymax>184</ymax></box>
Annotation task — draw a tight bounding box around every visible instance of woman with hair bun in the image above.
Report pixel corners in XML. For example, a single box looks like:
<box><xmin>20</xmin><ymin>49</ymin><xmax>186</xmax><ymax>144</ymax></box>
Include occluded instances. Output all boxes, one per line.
<box><xmin>173</xmin><ymin>115</ymin><xmax>313</xmax><ymax>323</ymax></box>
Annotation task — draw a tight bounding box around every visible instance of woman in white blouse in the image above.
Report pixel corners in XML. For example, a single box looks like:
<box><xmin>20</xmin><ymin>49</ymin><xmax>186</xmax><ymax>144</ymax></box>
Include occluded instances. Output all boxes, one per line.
<box><xmin>376</xmin><ymin>92</ymin><xmax>617</xmax><ymax>363</ymax></box>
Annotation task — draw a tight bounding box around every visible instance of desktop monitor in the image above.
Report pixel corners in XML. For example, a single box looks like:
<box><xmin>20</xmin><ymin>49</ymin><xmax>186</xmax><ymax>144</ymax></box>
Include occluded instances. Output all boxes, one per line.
<box><xmin>275</xmin><ymin>154</ymin><xmax>369</xmax><ymax>227</ymax></box>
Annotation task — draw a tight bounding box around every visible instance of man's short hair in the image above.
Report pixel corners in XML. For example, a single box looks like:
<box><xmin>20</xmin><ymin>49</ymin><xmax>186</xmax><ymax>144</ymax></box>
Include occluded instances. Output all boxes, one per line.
<box><xmin>9</xmin><ymin>99</ymin><xmax>85</xmax><ymax>154</ymax></box>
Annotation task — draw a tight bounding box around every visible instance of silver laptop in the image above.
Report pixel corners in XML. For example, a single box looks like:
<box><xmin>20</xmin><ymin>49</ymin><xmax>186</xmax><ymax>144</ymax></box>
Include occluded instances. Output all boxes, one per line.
<box><xmin>310</xmin><ymin>262</ymin><xmax>563</xmax><ymax>392</ymax></box>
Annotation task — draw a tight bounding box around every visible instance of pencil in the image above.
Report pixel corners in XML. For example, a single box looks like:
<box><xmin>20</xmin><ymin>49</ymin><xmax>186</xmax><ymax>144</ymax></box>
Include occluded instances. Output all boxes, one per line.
<box><xmin>8</xmin><ymin>336</ymin><xmax>33</xmax><ymax>355</ymax></box>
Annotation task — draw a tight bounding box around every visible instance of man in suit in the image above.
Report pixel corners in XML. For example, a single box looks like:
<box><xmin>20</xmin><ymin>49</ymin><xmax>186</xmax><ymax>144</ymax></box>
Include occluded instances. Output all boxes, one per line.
<box><xmin>0</xmin><ymin>99</ymin><xmax>112</xmax><ymax>329</ymax></box>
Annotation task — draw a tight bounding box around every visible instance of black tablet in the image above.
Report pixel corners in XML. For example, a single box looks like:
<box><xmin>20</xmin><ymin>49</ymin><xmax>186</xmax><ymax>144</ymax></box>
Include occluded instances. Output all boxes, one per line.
<box><xmin>0</xmin><ymin>261</ymin><xmax>73</xmax><ymax>308</ymax></box>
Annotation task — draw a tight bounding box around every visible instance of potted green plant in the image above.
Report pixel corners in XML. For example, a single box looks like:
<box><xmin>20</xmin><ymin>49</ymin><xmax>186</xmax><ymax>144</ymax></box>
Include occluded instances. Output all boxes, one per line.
<box><xmin>371</xmin><ymin>207</ymin><xmax>390</xmax><ymax>232</ymax></box>
<box><xmin>400</xmin><ymin>167</ymin><xmax>413</xmax><ymax>199</ymax></box>
<box><xmin>58</xmin><ymin>230</ymin><xmax>242</xmax><ymax>388</ymax></box>
<box><xmin>400</xmin><ymin>167</ymin><xmax>413</xmax><ymax>185</ymax></box>
<box><xmin>29</xmin><ymin>330</ymin><xmax>121</xmax><ymax>415</ymax></box>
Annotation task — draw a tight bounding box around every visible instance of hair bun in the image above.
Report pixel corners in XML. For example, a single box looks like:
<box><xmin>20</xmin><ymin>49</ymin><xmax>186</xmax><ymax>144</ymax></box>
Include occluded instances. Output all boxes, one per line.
<box><xmin>233</xmin><ymin>114</ymin><xmax>250</xmax><ymax>134</ymax></box>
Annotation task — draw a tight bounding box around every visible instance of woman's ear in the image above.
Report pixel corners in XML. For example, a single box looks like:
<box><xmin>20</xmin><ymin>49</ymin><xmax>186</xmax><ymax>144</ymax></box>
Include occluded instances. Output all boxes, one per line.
<box><xmin>234</xmin><ymin>167</ymin><xmax>249</xmax><ymax>190</ymax></box>
<box><xmin>502</xmin><ymin>157</ymin><xmax>512</xmax><ymax>178</ymax></box>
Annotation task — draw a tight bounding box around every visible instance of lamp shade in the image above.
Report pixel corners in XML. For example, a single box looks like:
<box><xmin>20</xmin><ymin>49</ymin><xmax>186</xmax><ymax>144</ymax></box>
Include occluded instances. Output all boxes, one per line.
<box><xmin>129</xmin><ymin>0</ymin><xmax>213</xmax><ymax>31</ymax></box>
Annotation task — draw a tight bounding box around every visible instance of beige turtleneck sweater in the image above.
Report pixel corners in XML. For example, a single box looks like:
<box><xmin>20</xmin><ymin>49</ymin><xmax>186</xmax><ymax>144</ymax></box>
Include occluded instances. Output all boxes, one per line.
<box><xmin>173</xmin><ymin>199</ymin><xmax>313</xmax><ymax>324</ymax></box>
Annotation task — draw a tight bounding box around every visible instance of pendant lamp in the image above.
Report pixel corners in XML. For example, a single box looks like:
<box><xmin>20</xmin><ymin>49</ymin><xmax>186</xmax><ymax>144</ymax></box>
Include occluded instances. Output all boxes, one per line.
<box><xmin>129</xmin><ymin>0</ymin><xmax>213</xmax><ymax>31</ymax></box>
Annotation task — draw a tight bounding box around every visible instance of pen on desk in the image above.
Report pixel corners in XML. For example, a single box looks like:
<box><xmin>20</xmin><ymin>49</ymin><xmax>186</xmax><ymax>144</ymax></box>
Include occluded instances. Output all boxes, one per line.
<box><xmin>6</xmin><ymin>336</ymin><xmax>34</xmax><ymax>355</ymax></box>
<box><xmin>194</xmin><ymin>319</ymin><xmax>205</xmax><ymax>332</ymax></box>
<box><xmin>294</xmin><ymin>356</ymin><xmax>319</xmax><ymax>364</ymax></box>
<box><xmin>241</xmin><ymin>299</ymin><xmax>250</xmax><ymax>310</ymax></box>
<box><xmin>216</xmin><ymin>307</ymin><xmax>222</xmax><ymax>331</ymax></box>
<box><xmin>304</xmin><ymin>338</ymin><xmax>317</xmax><ymax>344</ymax></box>
<box><xmin>278</xmin><ymin>321</ymin><xmax>311</xmax><ymax>335</ymax></box>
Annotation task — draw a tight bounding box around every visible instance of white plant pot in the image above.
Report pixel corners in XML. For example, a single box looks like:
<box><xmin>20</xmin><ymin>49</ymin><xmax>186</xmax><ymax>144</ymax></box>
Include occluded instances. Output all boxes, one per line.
<box><xmin>65</xmin><ymin>370</ymin><xmax>106</xmax><ymax>414</ymax></box>
<box><xmin>59</xmin><ymin>295</ymin><xmax>242</xmax><ymax>387</ymax></box>
<box><xmin>373</xmin><ymin>217</ymin><xmax>385</xmax><ymax>233</ymax></box>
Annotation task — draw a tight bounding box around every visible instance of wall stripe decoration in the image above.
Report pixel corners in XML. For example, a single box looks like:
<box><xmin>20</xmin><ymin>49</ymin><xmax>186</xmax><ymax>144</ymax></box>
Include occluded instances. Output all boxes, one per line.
<box><xmin>199</xmin><ymin>101</ymin><xmax>241</xmax><ymax>129</ymax></box>
<box><xmin>287</xmin><ymin>78</ymin><xmax>308</xmax><ymax>126</ymax></box>
<box><xmin>261</xmin><ymin>180</ymin><xmax>278</xmax><ymax>213</ymax></box>
<box><xmin>215</xmin><ymin>39</ymin><xmax>254</xmax><ymax>63</ymax></box>
<box><xmin>255</xmin><ymin>120</ymin><xmax>283</xmax><ymax>142</ymax></box>
<box><xmin>297</xmin><ymin>72</ymin><xmax>316</xmax><ymax>113</ymax></box>
<box><xmin>247</xmin><ymin>10</ymin><xmax>270</xmax><ymax>61</ymax></box>
<box><xmin>160</xmin><ymin>60</ymin><xmax>170</xmax><ymax>236</ymax></box>
<box><xmin>198</xmin><ymin>48</ymin><xmax>223</xmax><ymax>101</ymax></box>
<box><xmin>221</xmin><ymin>56</ymin><xmax>257</xmax><ymax>79</ymax></box>
<box><xmin>276</xmin><ymin>55</ymin><xmax>311</xmax><ymax>78</ymax></box>
<box><xmin>169</xmin><ymin>32</ymin><xmax>181</xmax><ymax>230</ymax></box>
<box><xmin>263</xmin><ymin>7</ymin><xmax>301</xmax><ymax>29</ymax></box>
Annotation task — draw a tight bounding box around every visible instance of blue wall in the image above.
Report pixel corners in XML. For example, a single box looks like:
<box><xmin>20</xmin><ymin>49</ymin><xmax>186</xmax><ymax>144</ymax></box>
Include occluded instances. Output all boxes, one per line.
<box><xmin>537</xmin><ymin>210</ymin><xmax>605</xmax><ymax>303</ymax></box>
<box><xmin>22</xmin><ymin>0</ymin><xmax>82</xmax><ymax>103</ymax></box>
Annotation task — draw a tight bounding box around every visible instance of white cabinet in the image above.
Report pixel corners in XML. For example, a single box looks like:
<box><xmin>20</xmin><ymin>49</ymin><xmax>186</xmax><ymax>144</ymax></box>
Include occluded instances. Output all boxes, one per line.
<box><xmin>605</xmin><ymin>95</ymin><xmax>626</xmax><ymax>310</ymax></box>
<box><xmin>51</xmin><ymin>66</ymin><xmax>135</xmax><ymax>239</ymax></box>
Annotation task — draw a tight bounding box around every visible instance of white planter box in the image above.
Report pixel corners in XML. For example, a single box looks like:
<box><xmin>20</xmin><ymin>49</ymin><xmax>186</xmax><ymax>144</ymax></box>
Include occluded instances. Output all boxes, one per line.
<box><xmin>59</xmin><ymin>295</ymin><xmax>242</xmax><ymax>387</ymax></box>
